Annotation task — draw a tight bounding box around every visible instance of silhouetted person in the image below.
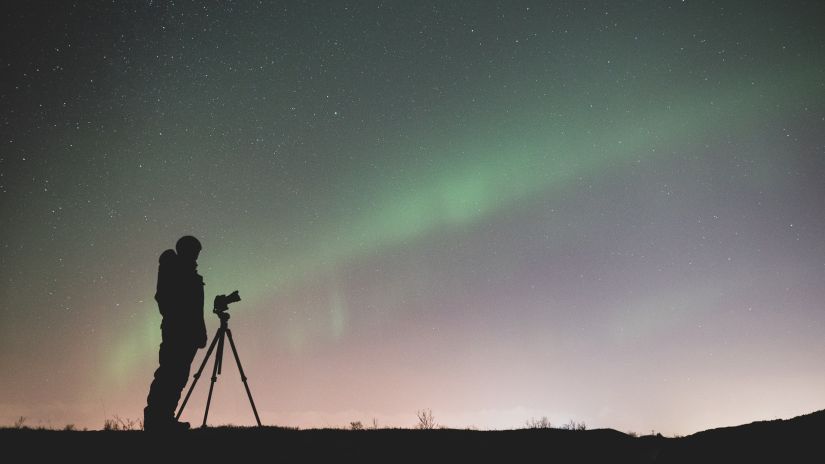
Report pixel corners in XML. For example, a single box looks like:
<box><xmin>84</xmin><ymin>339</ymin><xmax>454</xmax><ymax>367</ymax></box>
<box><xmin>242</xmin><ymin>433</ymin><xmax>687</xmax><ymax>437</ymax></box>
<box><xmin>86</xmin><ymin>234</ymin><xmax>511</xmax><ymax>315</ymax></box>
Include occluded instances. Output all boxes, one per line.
<box><xmin>144</xmin><ymin>235</ymin><xmax>207</xmax><ymax>431</ymax></box>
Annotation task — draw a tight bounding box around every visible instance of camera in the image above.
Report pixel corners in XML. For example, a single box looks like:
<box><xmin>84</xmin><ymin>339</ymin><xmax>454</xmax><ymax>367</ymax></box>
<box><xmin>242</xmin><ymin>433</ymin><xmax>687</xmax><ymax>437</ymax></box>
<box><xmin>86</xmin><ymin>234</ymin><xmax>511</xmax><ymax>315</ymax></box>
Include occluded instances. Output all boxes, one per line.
<box><xmin>214</xmin><ymin>290</ymin><xmax>241</xmax><ymax>312</ymax></box>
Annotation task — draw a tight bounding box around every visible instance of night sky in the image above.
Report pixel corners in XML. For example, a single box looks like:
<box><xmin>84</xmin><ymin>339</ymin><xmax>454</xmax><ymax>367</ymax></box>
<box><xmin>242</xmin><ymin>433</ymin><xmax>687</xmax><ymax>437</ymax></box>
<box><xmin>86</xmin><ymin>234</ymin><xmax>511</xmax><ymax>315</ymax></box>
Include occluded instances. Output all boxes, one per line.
<box><xmin>2</xmin><ymin>1</ymin><xmax>824</xmax><ymax>434</ymax></box>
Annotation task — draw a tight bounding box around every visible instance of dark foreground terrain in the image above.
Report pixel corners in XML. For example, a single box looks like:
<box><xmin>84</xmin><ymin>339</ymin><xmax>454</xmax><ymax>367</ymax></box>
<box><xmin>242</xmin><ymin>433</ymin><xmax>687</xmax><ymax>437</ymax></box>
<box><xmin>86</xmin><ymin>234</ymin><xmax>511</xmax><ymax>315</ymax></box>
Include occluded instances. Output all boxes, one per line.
<box><xmin>2</xmin><ymin>409</ymin><xmax>822</xmax><ymax>463</ymax></box>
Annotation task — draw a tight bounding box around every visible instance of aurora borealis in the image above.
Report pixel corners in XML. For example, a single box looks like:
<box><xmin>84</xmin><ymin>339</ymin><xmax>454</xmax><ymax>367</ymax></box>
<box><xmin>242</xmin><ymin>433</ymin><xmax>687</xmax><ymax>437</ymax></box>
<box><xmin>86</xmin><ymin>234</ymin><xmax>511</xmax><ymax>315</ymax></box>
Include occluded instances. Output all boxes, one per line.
<box><xmin>2</xmin><ymin>1</ymin><xmax>824</xmax><ymax>434</ymax></box>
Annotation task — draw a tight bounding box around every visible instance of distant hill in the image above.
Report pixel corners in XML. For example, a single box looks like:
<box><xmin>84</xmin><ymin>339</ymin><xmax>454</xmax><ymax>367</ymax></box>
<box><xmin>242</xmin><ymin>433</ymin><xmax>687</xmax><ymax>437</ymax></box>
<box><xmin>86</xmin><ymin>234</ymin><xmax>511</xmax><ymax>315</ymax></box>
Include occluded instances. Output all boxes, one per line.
<box><xmin>656</xmin><ymin>409</ymin><xmax>825</xmax><ymax>463</ymax></box>
<box><xmin>2</xmin><ymin>409</ymin><xmax>822</xmax><ymax>462</ymax></box>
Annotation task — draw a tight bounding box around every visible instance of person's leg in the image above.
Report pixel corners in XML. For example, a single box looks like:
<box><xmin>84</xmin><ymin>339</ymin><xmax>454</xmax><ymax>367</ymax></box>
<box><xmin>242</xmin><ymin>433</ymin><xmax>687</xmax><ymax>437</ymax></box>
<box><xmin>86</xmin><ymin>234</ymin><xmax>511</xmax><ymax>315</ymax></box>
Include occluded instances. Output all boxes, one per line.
<box><xmin>169</xmin><ymin>344</ymin><xmax>199</xmax><ymax>415</ymax></box>
<box><xmin>145</xmin><ymin>340</ymin><xmax>175</xmax><ymax>429</ymax></box>
<box><xmin>146</xmin><ymin>340</ymin><xmax>198</xmax><ymax>430</ymax></box>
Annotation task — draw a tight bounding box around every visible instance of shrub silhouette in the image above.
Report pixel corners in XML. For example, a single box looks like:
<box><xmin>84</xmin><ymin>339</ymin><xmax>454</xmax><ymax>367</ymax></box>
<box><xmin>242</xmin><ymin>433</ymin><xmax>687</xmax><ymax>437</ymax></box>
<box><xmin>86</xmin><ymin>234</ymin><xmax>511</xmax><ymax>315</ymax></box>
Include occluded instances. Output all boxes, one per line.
<box><xmin>525</xmin><ymin>416</ymin><xmax>552</xmax><ymax>429</ymax></box>
<box><xmin>561</xmin><ymin>419</ymin><xmax>587</xmax><ymax>431</ymax></box>
<box><xmin>416</xmin><ymin>409</ymin><xmax>437</xmax><ymax>429</ymax></box>
<box><xmin>103</xmin><ymin>415</ymin><xmax>142</xmax><ymax>431</ymax></box>
<box><xmin>13</xmin><ymin>416</ymin><xmax>27</xmax><ymax>429</ymax></box>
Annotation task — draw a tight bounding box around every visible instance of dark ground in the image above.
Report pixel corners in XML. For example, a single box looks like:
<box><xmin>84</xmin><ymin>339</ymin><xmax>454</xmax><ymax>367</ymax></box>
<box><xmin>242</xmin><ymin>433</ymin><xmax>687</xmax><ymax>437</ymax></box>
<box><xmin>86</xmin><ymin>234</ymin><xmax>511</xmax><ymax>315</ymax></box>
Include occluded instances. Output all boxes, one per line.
<box><xmin>2</xmin><ymin>409</ymin><xmax>822</xmax><ymax>463</ymax></box>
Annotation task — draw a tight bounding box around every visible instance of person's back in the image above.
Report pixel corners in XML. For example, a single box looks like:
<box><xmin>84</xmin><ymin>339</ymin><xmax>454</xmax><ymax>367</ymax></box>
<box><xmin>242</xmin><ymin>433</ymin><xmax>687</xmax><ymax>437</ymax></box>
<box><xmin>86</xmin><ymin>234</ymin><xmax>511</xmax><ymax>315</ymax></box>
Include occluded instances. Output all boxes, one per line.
<box><xmin>155</xmin><ymin>248</ymin><xmax>178</xmax><ymax>318</ymax></box>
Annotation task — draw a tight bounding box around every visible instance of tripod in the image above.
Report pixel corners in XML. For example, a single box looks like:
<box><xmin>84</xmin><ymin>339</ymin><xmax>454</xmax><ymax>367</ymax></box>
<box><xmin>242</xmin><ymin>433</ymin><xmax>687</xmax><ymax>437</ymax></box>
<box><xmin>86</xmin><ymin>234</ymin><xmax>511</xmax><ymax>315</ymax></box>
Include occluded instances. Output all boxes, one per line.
<box><xmin>176</xmin><ymin>311</ymin><xmax>262</xmax><ymax>427</ymax></box>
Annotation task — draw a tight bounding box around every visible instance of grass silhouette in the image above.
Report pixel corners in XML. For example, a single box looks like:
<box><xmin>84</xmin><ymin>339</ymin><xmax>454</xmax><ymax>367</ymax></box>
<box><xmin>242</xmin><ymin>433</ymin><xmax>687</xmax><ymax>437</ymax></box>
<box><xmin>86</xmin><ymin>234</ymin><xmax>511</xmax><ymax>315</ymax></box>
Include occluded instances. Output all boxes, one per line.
<box><xmin>2</xmin><ymin>409</ymin><xmax>823</xmax><ymax>462</ymax></box>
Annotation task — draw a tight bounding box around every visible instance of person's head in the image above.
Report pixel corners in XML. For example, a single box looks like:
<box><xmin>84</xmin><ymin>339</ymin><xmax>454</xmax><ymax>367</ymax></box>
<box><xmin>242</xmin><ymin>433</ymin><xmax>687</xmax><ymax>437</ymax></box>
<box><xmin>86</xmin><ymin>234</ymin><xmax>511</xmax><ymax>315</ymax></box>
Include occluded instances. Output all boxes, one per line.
<box><xmin>175</xmin><ymin>235</ymin><xmax>202</xmax><ymax>262</ymax></box>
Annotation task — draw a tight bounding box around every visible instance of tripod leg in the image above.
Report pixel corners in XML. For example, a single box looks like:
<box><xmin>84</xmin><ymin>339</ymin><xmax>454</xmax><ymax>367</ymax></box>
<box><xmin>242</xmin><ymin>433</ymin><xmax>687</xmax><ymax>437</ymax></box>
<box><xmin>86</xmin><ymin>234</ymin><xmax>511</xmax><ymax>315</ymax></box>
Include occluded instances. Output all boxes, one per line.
<box><xmin>217</xmin><ymin>329</ymin><xmax>224</xmax><ymax>375</ymax></box>
<box><xmin>176</xmin><ymin>329</ymin><xmax>221</xmax><ymax>420</ymax></box>
<box><xmin>225</xmin><ymin>328</ymin><xmax>263</xmax><ymax>426</ymax></box>
<box><xmin>202</xmin><ymin>329</ymin><xmax>225</xmax><ymax>427</ymax></box>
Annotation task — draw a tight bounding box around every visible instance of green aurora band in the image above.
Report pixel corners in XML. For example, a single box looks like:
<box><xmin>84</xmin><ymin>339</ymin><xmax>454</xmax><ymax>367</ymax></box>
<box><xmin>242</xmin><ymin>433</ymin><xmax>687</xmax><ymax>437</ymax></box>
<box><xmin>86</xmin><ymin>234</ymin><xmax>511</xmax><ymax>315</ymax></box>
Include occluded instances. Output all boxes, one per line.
<box><xmin>105</xmin><ymin>60</ymin><xmax>821</xmax><ymax>386</ymax></box>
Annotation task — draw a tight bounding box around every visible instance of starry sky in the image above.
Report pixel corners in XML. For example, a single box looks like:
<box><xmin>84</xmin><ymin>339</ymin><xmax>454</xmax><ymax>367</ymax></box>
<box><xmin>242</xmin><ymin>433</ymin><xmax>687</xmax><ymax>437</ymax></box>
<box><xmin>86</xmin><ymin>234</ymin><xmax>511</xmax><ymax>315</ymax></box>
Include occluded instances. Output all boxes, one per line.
<box><xmin>1</xmin><ymin>1</ymin><xmax>824</xmax><ymax>434</ymax></box>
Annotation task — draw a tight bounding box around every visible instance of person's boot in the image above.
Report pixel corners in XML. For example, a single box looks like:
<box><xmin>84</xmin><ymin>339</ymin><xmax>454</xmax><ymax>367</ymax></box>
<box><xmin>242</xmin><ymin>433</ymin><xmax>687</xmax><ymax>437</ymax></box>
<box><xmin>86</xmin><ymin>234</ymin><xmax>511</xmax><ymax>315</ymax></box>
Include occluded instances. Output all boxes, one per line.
<box><xmin>169</xmin><ymin>420</ymin><xmax>191</xmax><ymax>431</ymax></box>
<box><xmin>143</xmin><ymin>406</ymin><xmax>161</xmax><ymax>432</ymax></box>
<box><xmin>144</xmin><ymin>407</ymin><xmax>187</xmax><ymax>432</ymax></box>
